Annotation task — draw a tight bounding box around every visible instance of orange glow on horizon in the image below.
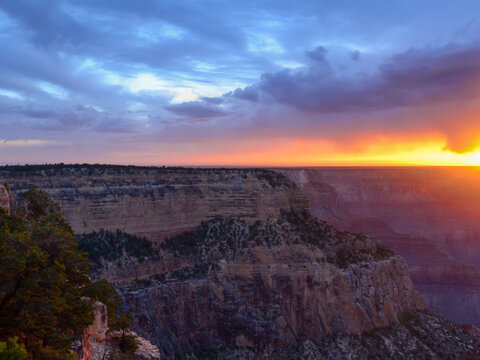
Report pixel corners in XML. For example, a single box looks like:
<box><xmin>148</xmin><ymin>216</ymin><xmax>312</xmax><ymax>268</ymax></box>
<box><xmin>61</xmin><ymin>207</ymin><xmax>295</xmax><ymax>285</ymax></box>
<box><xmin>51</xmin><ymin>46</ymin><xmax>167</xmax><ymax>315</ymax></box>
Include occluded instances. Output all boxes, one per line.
<box><xmin>106</xmin><ymin>136</ymin><xmax>480</xmax><ymax>167</ymax></box>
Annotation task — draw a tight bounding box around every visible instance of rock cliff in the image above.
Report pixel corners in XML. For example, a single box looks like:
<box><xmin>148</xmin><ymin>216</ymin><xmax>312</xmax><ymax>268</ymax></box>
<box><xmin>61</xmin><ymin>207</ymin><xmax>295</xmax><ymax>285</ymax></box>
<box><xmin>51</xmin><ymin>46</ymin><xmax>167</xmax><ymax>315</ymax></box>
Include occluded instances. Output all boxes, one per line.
<box><xmin>4</xmin><ymin>164</ymin><xmax>480</xmax><ymax>358</ymax></box>
<box><xmin>278</xmin><ymin>167</ymin><xmax>480</xmax><ymax>325</ymax></box>
<box><xmin>178</xmin><ymin>311</ymin><xmax>480</xmax><ymax>359</ymax></box>
<box><xmin>80</xmin><ymin>210</ymin><xmax>480</xmax><ymax>359</ymax></box>
<box><xmin>77</xmin><ymin>301</ymin><xmax>161</xmax><ymax>360</ymax></box>
<box><xmin>0</xmin><ymin>185</ymin><xmax>9</xmax><ymax>214</ymax></box>
<box><xmin>0</xmin><ymin>165</ymin><xmax>307</xmax><ymax>241</ymax></box>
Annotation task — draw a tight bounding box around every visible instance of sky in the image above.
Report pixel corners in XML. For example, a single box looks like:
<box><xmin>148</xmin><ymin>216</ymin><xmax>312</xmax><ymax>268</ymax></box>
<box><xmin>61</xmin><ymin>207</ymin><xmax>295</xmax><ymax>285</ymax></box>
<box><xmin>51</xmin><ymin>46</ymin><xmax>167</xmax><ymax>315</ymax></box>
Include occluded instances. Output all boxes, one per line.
<box><xmin>2</xmin><ymin>0</ymin><xmax>480</xmax><ymax>166</ymax></box>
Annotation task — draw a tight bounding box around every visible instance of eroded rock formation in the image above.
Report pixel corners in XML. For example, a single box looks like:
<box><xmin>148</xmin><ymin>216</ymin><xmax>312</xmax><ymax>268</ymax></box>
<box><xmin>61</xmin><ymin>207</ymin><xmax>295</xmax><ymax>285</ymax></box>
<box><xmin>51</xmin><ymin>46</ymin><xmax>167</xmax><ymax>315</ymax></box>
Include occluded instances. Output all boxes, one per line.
<box><xmin>278</xmin><ymin>167</ymin><xmax>480</xmax><ymax>325</ymax></box>
<box><xmin>0</xmin><ymin>165</ymin><xmax>307</xmax><ymax>241</ymax></box>
<box><xmin>77</xmin><ymin>210</ymin><xmax>480</xmax><ymax>359</ymax></box>
<box><xmin>4</xmin><ymin>164</ymin><xmax>480</xmax><ymax>358</ymax></box>
<box><xmin>78</xmin><ymin>301</ymin><xmax>161</xmax><ymax>360</ymax></box>
<box><xmin>0</xmin><ymin>185</ymin><xmax>9</xmax><ymax>214</ymax></box>
<box><xmin>178</xmin><ymin>312</ymin><xmax>480</xmax><ymax>359</ymax></box>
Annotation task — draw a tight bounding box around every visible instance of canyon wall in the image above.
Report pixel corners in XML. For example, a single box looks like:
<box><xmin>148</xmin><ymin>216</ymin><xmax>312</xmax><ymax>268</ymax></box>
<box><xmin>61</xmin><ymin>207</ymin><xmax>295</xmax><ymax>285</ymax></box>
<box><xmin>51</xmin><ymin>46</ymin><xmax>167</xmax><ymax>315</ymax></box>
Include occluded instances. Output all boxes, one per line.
<box><xmin>278</xmin><ymin>167</ymin><xmax>480</xmax><ymax>325</ymax></box>
<box><xmin>2</xmin><ymin>165</ymin><xmax>480</xmax><ymax>358</ymax></box>
<box><xmin>87</xmin><ymin>212</ymin><xmax>480</xmax><ymax>359</ymax></box>
<box><xmin>97</xmin><ymin>212</ymin><xmax>435</xmax><ymax>359</ymax></box>
<box><xmin>0</xmin><ymin>165</ymin><xmax>307</xmax><ymax>241</ymax></box>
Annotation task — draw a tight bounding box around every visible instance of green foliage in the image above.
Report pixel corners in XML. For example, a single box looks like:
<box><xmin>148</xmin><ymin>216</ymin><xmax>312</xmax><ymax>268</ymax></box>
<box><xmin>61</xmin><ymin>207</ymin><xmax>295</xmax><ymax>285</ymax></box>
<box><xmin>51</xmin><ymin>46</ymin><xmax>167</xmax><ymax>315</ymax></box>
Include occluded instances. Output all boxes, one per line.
<box><xmin>110</xmin><ymin>313</ymin><xmax>134</xmax><ymax>332</ymax></box>
<box><xmin>192</xmin><ymin>348</ymin><xmax>220</xmax><ymax>359</ymax></box>
<box><xmin>0</xmin><ymin>189</ymin><xmax>93</xmax><ymax>360</ymax></box>
<box><xmin>84</xmin><ymin>279</ymin><xmax>122</xmax><ymax>321</ymax></box>
<box><xmin>108</xmin><ymin>332</ymin><xmax>139</xmax><ymax>360</ymax></box>
<box><xmin>256</xmin><ymin>170</ymin><xmax>295</xmax><ymax>188</ymax></box>
<box><xmin>83</xmin><ymin>280</ymin><xmax>134</xmax><ymax>336</ymax></box>
<box><xmin>77</xmin><ymin>230</ymin><xmax>158</xmax><ymax>270</ymax></box>
<box><xmin>161</xmin><ymin>209</ymin><xmax>393</xmax><ymax>268</ymax></box>
<box><xmin>117</xmin><ymin>333</ymin><xmax>139</xmax><ymax>358</ymax></box>
<box><xmin>161</xmin><ymin>229</ymin><xmax>200</xmax><ymax>256</ymax></box>
<box><xmin>152</xmin><ymin>263</ymin><xmax>220</xmax><ymax>283</ymax></box>
<box><xmin>17</xmin><ymin>189</ymin><xmax>60</xmax><ymax>219</ymax></box>
<box><xmin>0</xmin><ymin>337</ymin><xmax>27</xmax><ymax>360</ymax></box>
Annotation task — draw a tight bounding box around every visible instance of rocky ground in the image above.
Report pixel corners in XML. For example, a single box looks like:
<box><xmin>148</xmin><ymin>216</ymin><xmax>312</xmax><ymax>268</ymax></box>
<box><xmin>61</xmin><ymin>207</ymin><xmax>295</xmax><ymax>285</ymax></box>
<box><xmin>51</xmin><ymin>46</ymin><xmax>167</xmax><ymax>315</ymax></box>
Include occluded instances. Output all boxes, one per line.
<box><xmin>76</xmin><ymin>301</ymin><xmax>161</xmax><ymax>360</ymax></box>
<box><xmin>180</xmin><ymin>311</ymin><xmax>480</xmax><ymax>359</ymax></box>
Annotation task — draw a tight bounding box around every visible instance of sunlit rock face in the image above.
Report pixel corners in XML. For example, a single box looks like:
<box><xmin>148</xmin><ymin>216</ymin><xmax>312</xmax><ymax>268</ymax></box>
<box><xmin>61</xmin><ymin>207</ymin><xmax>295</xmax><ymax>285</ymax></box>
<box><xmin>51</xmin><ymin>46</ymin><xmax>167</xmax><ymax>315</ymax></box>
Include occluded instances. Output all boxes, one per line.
<box><xmin>278</xmin><ymin>167</ymin><xmax>480</xmax><ymax>325</ymax></box>
<box><xmin>0</xmin><ymin>185</ymin><xmax>9</xmax><ymax>214</ymax></box>
<box><xmin>80</xmin><ymin>302</ymin><xmax>109</xmax><ymax>360</ymax></box>
<box><xmin>78</xmin><ymin>301</ymin><xmax>161</xmax><ymax>360</ymax></box>
<box><xmin>0</xmin><ymin>165</ymin><xmax>308</xmax><ymax>242</ymax></box>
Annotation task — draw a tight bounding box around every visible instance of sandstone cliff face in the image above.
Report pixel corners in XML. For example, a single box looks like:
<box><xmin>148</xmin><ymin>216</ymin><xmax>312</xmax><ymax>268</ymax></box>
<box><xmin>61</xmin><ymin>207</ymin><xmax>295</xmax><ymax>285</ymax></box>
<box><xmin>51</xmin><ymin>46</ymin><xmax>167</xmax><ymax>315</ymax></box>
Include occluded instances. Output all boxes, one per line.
<box><xmin>81</xmin><ymin>210</ymin><xmax>432</xmax><ymax>359</ymax></box>
<box><xmin>0</xmin><ymin>185</ymin><xmax>9</xmax><ymax>214</ymax></box>
<box><xmin>78</xmin><ymin>301</ymin><xmax>161</xmax><ymax>360</ymax></box>
<box><xmin>122</xmin><ymin>255</ymin><xmax>423</xmax><ymax>358</ymax></box>
<box><xmin>5</xmin><ymin>164</ymin><xmax>480</xmax><ymax>358</ymax></box>
<box><xmin>0</xmin><ymin>165</ymin><xmax>307</xmax><ymax>241</ymax></box>
<box><xmin>278</xmin><ymin>167</ymin><xmax>480</xmax><ymax>325</ymax></box>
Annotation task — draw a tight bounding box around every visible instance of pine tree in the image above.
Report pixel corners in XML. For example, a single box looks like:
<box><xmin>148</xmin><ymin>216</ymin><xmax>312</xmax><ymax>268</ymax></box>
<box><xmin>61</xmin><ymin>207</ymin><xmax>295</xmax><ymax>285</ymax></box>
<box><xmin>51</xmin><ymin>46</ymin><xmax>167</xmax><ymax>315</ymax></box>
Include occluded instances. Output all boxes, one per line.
<box><xmin>0</xmin><ymin>190</ymin><xmax>93</xmax><ymax>360</ymax></box>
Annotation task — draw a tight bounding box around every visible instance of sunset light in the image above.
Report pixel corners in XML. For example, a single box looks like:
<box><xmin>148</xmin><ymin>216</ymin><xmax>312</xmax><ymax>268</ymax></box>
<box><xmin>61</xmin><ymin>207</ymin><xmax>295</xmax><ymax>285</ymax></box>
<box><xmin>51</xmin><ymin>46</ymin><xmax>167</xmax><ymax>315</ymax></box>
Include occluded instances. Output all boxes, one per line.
<box><xmin>1</xmin><ymin>2</ymin><xmax>480</xmax><ymax>166</ymax></box>
<box><xmin>4</xmin><ymin>2</ymin><xmax>480</xmax><ymax>358</ymax></box>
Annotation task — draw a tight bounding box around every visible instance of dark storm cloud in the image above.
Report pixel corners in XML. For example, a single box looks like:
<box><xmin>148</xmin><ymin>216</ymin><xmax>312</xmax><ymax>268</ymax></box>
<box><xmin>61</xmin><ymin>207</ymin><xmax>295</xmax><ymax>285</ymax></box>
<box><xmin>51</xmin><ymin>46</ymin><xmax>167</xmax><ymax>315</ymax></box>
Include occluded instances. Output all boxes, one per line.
<box><xmin>229</xmin><ymin>43</ymin><xmax>480</xmax><ymax>113</ymax></box>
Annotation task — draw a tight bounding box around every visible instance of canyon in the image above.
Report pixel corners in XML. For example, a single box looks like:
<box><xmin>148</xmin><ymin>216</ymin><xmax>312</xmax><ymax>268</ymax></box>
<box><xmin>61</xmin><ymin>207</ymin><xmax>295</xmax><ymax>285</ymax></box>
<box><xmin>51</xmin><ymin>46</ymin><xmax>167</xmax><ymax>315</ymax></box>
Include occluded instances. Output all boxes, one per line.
<box><xmin>278</xmin><ymin>167</ymin><xmax>480</xmax><ymax>325</ymax></box>
<box><xmin>2</xmin><ymin>164</ymin><xmax>480</xmax><ymax>358</ymax></box>
<box><xmin>83</xmin><ymin>211</ymin><xmax>478</xmax><ymax>359</ymax></box>
<box><xmin>0</xmin><ymin>165</ymin><xmax>307</xmax><ymax>241</ymax></box>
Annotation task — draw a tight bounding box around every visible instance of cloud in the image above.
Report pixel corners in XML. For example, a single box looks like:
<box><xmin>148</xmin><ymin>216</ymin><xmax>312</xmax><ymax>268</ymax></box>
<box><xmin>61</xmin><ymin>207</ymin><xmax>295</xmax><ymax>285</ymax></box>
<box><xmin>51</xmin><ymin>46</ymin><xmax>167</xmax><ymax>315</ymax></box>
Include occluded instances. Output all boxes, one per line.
<box><xmin>230</xmin><ymin>43</ymin><xmax>480</xmax><ymax>113</ymax></box>
<box><xmin>0</xmin><ymin>139</ymin><xmax>63</xmax><ymax>148</ymax></box>
<box><xmin>2</xmin><ymin>1</ymin><xmax>480</xmax><ymax>163</ymax></box>
<box><xmin>165</xmin><ymin>102</ymin><xmax>228</xmax><ymax>120</ymax></box>
<box><xmin>216</xmin><ymin>42</ymin><xmax>480</xmax><ymax>153</ymax></box>
<box><xmin>305</xmin><ymin>46</ymin><xmax>328</xmax><ymax>63</ymax></box>
<box><xmin>350</xmin><ymin>50</ymin><xmax>360</xmax><ymax>61</ymax></box>
<box><xmin>227</xmin><ymin>86</ymin><xmax>260</xmax><ymax>102</ymax></box>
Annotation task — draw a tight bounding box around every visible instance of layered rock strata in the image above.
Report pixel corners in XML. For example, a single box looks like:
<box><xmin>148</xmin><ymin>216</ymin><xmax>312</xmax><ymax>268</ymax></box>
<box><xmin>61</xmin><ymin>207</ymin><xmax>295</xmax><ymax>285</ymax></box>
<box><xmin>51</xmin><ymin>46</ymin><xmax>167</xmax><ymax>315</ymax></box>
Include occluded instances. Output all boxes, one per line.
<box><xmin>78</xmin><ymin>210</ymin><xmax>480</xmax><ymax>359</ymax></box>
<box><xmin>0</xmin><ymin>165</ymin><xmax>307</xmax><ymax>241</ymax></box>
<box><xmin>278</xmin><ymin>167</ymin><xmax>480</xmax><ymax>325</ymax></box>
<box><xmin>82</xmin><ymin>210</ymin><xmax>439</xmax><ymax>358</ymax></box>
<box><xmin>5</xmin><ymin>164</ymin><xmax>480</xmax><ymax>358</ymax></box>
